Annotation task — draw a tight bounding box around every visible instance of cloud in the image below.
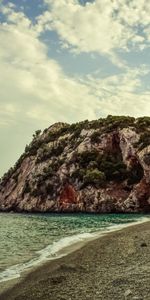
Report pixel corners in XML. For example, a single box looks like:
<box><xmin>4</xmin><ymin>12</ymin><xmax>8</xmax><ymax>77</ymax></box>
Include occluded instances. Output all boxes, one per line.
<box><xmin>0</xmin><ymin>1</ymin><xmax>150</xmax><ymax>131</ymax></box>
<box><xmin>81</xmin><ymin>66</ymin><xmax>150</xmax><ymax>117</ymax></box>
<box><xmin>40</xmin><ymin>0</ymin><xmax>150</xmax><ymax>65</ymax></box>
<box><xmin>0</xmin><ymin>3</ymin><xmax>100</xmax><ymax>129</ymax></box>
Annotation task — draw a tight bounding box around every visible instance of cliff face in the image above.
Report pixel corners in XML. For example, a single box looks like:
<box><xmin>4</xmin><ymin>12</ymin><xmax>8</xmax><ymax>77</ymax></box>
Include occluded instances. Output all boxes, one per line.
<box><xmin>1</xmin><ymin>116</ymin><xmax>150</xmax><ymax>213</ymax></box>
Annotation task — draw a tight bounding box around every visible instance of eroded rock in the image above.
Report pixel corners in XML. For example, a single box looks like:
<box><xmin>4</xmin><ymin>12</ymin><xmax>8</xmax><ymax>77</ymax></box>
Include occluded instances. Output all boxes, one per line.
<box><xmin>0</xmin><ymin>116</ymin><xmax>150</xmax><ymax>213</ymax></box>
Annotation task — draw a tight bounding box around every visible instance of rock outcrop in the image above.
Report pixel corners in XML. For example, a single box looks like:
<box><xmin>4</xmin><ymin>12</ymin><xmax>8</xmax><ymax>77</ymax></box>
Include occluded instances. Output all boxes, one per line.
<box><xmin>1</xmin><ymin>115</ymin><xmax>150</xmax><ymax>213</ymax></box>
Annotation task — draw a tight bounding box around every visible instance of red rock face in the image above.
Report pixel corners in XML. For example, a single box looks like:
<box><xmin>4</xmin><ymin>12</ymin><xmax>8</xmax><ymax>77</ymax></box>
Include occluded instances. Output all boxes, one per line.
<box><xmin>59</xmin><ymin>184</ymin><xmax>78</xmax><ymax>206</ymax></box>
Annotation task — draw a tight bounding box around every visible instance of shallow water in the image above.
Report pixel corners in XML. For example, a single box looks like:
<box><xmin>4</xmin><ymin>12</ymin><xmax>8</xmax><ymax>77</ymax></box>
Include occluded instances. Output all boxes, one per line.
<box><xmin>0</xmin><ymin>212</ymin><xmax>149</xmax><ymax>283</ymax></box>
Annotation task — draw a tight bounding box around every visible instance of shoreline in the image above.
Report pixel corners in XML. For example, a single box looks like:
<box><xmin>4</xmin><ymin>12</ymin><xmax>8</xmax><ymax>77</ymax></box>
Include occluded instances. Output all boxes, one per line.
<box><xmin>0</xmin><ymin>217</ymin><xmax>149</xmax><ymax>289</ymax></box>
<box><xmin>0</xmin><ymin>219</ymin><xmax>150</xmax><ymax>299</ymax></box>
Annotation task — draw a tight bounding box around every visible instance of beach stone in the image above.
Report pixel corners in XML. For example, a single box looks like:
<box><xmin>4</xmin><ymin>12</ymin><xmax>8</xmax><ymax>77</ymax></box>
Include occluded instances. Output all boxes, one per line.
<box><xmin>96</xmin><ymin>291</ymin><xmax>100</xmax><ymax>295</ymax></box>
<box><xmin>140</xmin><ymin>242</ymin><xmax>147</xmax><ymax>247</ymax></box>
<box><xmin>124</xmin><ymin>289</ymin><xmax>132</xmax><ymax>298</ymax></box>
<box><xmin>50</xmin><ymin>275</ymin><xmax>66</xmax><ymax>284</ymax></box>
<box><xmin>112</xmin><ymin>278</ymin><xmax>128</xmax><ymax>286</ymax></box>
<box><xmin>60</xmin><ymin>263</ymin><xmax>77</xmax><ymax>272</ymax></box>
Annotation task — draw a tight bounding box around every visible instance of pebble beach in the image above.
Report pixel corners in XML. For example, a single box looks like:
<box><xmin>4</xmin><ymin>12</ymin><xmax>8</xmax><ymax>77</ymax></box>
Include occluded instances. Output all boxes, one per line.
<box><xmin>0</xmin><ymin>221</ymin><xmax>150</xmax><ymax>300</ymax></box>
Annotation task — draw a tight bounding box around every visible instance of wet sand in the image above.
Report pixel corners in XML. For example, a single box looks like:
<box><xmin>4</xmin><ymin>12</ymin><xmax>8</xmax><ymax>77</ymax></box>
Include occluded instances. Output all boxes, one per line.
<box><xmin>0</xmin><ymin>221</ymin><xmax>150</xmax><ymax>300</ymax></box>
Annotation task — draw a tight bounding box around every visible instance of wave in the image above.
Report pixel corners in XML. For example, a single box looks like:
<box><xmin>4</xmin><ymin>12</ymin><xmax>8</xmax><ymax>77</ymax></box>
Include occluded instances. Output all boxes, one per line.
<box><xmin>0</xmin><ymin>216</ymin><xmax>149</xmax><ymax>284</ymax></box>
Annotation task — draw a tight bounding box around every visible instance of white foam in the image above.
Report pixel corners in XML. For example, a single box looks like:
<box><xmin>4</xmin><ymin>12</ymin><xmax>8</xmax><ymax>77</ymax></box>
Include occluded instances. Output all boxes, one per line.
<box><xmin>0</xmin><ymin>232</ymin><xmax>97</xmax><ymax>283</ymax></box>
<box><xmin>0</xmin><ymin>216</ymin><xmax>149</xmax><ymax>284</ymax></box>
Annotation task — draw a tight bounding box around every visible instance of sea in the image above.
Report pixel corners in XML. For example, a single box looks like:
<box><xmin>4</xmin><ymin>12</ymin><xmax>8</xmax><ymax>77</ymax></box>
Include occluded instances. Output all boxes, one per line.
<box><xmin>0</xmin><ymin>213</ymin><xmax>149</xmax><ymax>287</ymax></box>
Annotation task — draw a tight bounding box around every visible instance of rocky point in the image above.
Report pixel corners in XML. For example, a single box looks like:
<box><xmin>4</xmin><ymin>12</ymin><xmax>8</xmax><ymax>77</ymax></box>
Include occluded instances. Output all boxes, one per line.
<box><xmin>1</xmin><ymin>115</ymin><xmax>150</xmax><ymax>213</ymax></box>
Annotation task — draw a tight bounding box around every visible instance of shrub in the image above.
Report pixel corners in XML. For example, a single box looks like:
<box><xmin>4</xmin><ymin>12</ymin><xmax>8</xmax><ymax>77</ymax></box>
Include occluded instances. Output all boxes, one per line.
<box><xmin>14</xmin><ymin>154</ymin><xmax>26</xmax><ymax>169</ymax></box>
<box><xmin>37</xmin><ymin>141</ymin><xmax>65</xmax><ymax>163</ymax></box>
<box><xmin>91</xmin><ymin>131</ymin><xmax>101</xmax><ymax>143</ymax></box>
<box><xmin>36</xmin><ymin>145</ymin><xmax>51</xmax><ymax>163</ymax></box>
<box><xmin>25</xmin><ymin>145</ymin><xmax>30</xmax><ymax>153</ymax></box>
<box><xmin>97</xmin><ymin>153</ymin><xmax>128</xmax><ymax>181</ymax></box>
<box><xmin>50</xmin><ymin>160</ymin><xmax>61</xmax><ymax>172</ymax></box>
<box><xmin>88</xmin><ymin>119</ymin><xmax>104</xmax><ymax>129</ymax></box>
<box><xmin>68</xmin><ymin>120</ymin><xmax>89</xmax><ymax>138</ymax></box>
<box><xmin>74</xmin><ymin>150</ymin><xmax>128</xmax><ymax>182</ymax></box>
<box><xmin>136</xmin><ymin>117</ymin><xmax>150</xmax><ymax>130</ymax></box>
<box><xmin>127</xmin><ymin>163</ymin><xmax>144</xmax><ymax>185</ymax></box>
<box><xmin>104</xmin><ymin>115</ymin><xmax>135</xmax><ymax>131</ymax></box>
<box><xmin>45</xmin><ymin>124</ymin><xmax>70</xmax><ymax>143</ymax></box>
<box><xmin>143</xmin><ymin>153</ymin><xmax>150</xmax><ymax>165</ymax></box>
<box><xmin>51</xmin><ymin>144</ymin><xmax>64</xmax><ymax>156</ymax></box>
<box><xmin>33</xmin><ymin>130</ymin><xmax>41</xmax><ymax>138</ymax></box>
<box><xmin>136</xmin><ymin>132</ymin><xmax>150</xmax><ymax>150</ymax></box>
<box><xmin>71</xmin><ymin>127</ymin><xmax>82</xmax><ymax>139</ymax></box>
<box><xmin>23</xmin><ymin>180</ymin><xmax>31</xmax><ymax>194</ymax></box>
<box><xmin>72</xmin><ymin>168</ymin><xmax>86</xmax><ymax>181</ymax></box>
<box><xmin>30</xmin><ymin>188</ymin><xmax>41</xmax><ymax>197</ymax></box>
<box><xmin>45</xmin><ymin>183</ymin><xmax>54</xmax><ymax>194</ymax></box>
<box><xmin>40</xmin><ymin>165</ymin><xmax>54</xmax><ymax>181</ymax></box>
<box><xmin>76</xmin><ymin>150</ymin><xmax>99</xmax><ymax>167</ymax></box>
<box><xmin>45</xmin><ymin>132</ymin><xmax>58</xmax><ymax>143</ymax></box>
<box><xmin>0</xmin><ymin>167</ymin><xmax>14</xmax><ymax>186</ymax></box>
<box><xmin>27</xmin><ymin>139</ymin><xmax>43</xmax><ymax>156</ymax></box>
<box><xmin>12</xmin><ymin>172</ymin><xmax>19</xmax><ymax>182</ymax></box>
<box><xmin>88</xmin><ymin>161</ymin><xmax>98</xmax><ymax>169</ymax></box>
<box><xmin>83</xmin><ymin>169</ymin><xmax>106</xmax><ymax>186</ymax></box>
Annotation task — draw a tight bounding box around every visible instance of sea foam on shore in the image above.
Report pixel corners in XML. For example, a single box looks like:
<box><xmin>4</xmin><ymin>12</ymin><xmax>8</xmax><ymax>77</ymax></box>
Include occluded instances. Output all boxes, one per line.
<box><xmin>0</xmin><ymin>215</ymin><xmax>149</xmax><ymax>284</ymax></box>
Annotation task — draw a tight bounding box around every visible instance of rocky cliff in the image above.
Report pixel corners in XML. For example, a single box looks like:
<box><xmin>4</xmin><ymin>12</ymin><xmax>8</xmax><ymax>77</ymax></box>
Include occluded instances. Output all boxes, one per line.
<box><xmin>1</xmin><ymin>115</ymin><xmax>150</xmax><ymax>213</ymax></box>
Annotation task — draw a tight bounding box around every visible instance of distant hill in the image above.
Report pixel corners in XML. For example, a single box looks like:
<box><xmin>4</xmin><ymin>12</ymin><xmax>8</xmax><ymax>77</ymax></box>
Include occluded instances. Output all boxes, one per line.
<box><xmin>1</xmin><ymin>115</ymin><xmax>150</xmax><ymax>213</ymax></box>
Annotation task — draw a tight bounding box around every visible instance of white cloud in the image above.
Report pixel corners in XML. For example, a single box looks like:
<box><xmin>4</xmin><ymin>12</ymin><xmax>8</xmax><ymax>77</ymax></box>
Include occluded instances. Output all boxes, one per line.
<box><xmin>0</xmin><ymin>3</ymin><xmax>100</xmax><ymax>128</ymax></box>
<box><xmin>0</xmin><ymin>1</ymin><xmax>150</xmax><ymax>132</ymax></box>
<box><xmin>40</xmin><ymin>0</ymin><xmax>150</xmax><ymax>65</ymax></box>
<box><xmin>81</xmin><ymin>67</ymin><xmax>150</xmax><ymax>117</ymax></box>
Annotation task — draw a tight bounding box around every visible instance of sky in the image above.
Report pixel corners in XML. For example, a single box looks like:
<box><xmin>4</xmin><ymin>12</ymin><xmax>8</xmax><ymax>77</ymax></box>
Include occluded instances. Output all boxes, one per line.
<box><xmin>0</xmin><ymin>0</ymin><xmax>150</xmax><ymax>176</ymax></box>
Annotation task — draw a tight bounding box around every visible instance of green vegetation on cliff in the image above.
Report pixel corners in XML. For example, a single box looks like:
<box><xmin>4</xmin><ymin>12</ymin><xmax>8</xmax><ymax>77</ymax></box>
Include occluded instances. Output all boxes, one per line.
<box><xmin>1</xmin><ymin>115</ymin><xmax>149</xmax><ymax>188</ymax></box>
<box><xmin>1</xmin><ymin>115</ymin><xmax>150</xmax><ymax>213</ymax></box>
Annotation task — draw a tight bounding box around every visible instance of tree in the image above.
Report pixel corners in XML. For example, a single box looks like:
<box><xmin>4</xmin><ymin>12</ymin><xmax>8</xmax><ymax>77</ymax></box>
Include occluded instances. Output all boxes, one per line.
<box><xmin>33</xmin><ymin>130</ymin><xmax>41</xmax><ymax>138</ymax></box>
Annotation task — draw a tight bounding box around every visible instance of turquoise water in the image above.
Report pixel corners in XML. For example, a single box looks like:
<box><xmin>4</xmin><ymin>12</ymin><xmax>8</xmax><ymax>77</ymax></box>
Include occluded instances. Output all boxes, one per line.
<box><xmin>0</xmin><ymin>213</ymin><xmax>149</xmax><ymax>283</ymax></box>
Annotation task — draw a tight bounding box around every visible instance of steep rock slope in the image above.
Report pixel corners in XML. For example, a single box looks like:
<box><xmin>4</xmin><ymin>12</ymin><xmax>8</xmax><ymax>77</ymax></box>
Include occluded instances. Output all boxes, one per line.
<box><xmin>1</xmin><ymin>116</ymin><xmax>150</xmax><ymax>213</ymax></box>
